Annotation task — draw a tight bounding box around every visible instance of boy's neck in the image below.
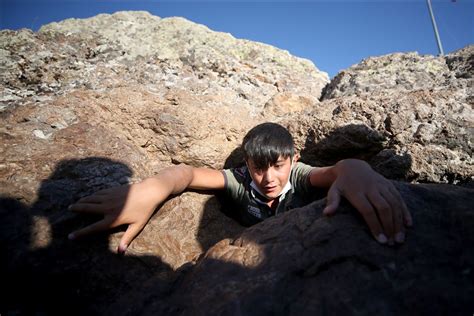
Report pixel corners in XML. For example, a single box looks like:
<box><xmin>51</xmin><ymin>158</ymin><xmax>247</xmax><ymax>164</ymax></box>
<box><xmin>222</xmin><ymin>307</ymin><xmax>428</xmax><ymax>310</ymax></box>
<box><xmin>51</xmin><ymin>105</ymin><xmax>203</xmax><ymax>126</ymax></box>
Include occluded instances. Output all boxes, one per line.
<box><xmin>267</xmin><ymin>198</ymin><xmax>279</xmax><ymax>210</ymax></box>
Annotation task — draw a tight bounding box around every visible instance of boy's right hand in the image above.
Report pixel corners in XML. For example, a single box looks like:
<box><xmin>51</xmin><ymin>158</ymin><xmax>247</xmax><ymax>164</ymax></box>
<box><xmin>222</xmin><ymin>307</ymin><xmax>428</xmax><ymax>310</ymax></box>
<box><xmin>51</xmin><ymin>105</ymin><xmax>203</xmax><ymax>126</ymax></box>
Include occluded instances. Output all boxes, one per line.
<box><xmin>68</xmin><ymin>180</ymin><xmax>161</xmax><ymax>254</ymax></box>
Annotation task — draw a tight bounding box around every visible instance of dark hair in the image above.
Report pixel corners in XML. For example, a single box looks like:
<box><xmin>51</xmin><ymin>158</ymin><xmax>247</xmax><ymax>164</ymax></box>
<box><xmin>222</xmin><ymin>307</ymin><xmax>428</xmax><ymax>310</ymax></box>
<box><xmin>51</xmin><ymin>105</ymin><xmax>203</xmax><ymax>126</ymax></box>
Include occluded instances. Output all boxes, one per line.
<box><xmin>242</xmin><ymin>122</ymin><xmax>295</xmax><ymax>169</ymax></box>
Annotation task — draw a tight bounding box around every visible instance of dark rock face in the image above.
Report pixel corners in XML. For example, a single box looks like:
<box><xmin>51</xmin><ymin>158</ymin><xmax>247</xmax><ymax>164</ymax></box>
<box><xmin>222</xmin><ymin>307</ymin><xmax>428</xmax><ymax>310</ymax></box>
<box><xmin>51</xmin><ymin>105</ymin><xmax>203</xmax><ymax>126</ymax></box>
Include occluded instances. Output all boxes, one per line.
<box><xmin>1</xmin><ymin>158</ymin><xmax>164</xmax><ymax>315</ymax></box>
<box><xmin>2</xmin><ymin>179</ymin><xmax>473</xmax><ymax>315</ymax></box>
<box><xmin>1</xmin><ymin>11</ymin><xmax>473</xmax><ymax>316</ymax></box>
<box><xmin>141</xmin><ymin>183</ymin><xmax>474</xmax><ymax>316</ymax></box>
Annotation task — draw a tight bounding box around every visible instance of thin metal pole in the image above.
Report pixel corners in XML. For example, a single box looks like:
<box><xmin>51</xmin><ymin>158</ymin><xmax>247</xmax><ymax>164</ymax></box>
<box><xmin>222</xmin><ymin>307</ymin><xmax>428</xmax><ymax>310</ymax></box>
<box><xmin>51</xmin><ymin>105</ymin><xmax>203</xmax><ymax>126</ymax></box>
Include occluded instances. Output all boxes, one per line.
<box><xmin>426</xmin><ymin>0</ymin><xmax>445</xmax><ymax>56</ymax></box>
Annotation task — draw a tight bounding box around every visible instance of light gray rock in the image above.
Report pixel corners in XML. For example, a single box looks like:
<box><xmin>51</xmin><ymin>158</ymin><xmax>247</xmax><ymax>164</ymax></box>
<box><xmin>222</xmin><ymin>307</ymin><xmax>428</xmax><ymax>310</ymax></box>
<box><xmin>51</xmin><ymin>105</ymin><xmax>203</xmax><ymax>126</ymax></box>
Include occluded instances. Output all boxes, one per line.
<box><xmin>1</xmin><ymin>11</ymin><xmax>329</xmax><ymax>114</ymax></box>
<box><xmin>284</xmin><ymin>46</ymin><xmax>473</xmax><ymax>185</ymax></box>
<box><xmin>321</xmin><ymin>46</ymin><xmax>473</xmax><ymax>101</ymax></box>
<box><xmin>0</xmin><ymin>10</ymin><xmax>472</xmax><ymax>316</ymax></box>
<box><xmin>284</xmin><ymin>86</ymin><xmax>473</xmax><ymax>184</ymax></box>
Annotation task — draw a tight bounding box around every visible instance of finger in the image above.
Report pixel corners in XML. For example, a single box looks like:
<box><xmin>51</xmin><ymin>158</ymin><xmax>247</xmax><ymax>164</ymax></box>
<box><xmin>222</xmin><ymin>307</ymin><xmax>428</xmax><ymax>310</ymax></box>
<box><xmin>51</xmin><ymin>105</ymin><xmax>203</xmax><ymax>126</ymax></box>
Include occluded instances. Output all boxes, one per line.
<box><xmin>69</xmin><ymin>202</ymin><xmax>109</xmax><ymax>214</ymax></box>
<box><xmin>403</xmin><ymin>206</ymin><xmax>413</xmax><ymax>227</ymax></box>
<box><xmin>380</xmin><ymin>187</ymin><xmax>405</xmax><ymax>243</ymax></box>
<box><xmin>118</xmin><ymin>223</ymin><xmax>145</xmax><ymax>254</ymax></box>
<box><xmin>323</xmin><ymin>184</ymin><xmax>341</xmax><ymax>216</ymax></box>
<box><xmin>388</xmin><ymin>185</ymin><xmax>413</xmax><ymax>227</ymax></box>
<box><xmin>68</xmin><ymin>218</ymin><xmax>113</xmax><ymax>240</ymax></box>
<box><xmin>350</xmin><ymin>193</ymin><xmax>387</xmax><ymax>244</ymax></box>
<box><xmin>367</xmin><ymin>191</ymin><xmax>395</xmax><ymax>244</ymax></box>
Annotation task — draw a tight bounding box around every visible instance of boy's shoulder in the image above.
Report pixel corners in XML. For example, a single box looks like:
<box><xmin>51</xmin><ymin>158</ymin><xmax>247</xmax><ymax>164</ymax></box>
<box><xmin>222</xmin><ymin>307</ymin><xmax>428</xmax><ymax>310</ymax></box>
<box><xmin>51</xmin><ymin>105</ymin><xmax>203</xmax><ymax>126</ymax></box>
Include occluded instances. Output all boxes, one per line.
<box><xmin>291</xmin><ymin>161</ymin><xmax>314</xmax><ymax>183</ymax></box>
<box><xmin>227</xmin><ymin>165</ymin><xmax>252</xmax><ymax>189</ymax></box>
<box><xmin>232</xmin><ymin>165</ymin><xmax>248</xmax><ymax>179</ymax></box>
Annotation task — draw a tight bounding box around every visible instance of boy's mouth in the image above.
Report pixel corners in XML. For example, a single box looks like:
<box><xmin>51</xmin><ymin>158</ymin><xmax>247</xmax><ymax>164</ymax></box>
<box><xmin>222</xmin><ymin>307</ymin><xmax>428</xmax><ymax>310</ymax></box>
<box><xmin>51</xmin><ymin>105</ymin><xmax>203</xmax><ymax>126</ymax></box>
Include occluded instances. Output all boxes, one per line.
<box><xmin>263</xmin><ymin>185</ymin><xmax>278</xmax><ymax>193</ymax></box>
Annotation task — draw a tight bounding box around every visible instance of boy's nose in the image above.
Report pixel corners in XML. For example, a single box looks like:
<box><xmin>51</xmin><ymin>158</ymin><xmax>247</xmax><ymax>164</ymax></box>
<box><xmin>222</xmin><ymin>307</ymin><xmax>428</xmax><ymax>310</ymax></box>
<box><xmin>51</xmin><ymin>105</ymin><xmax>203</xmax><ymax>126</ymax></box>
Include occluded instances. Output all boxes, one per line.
<box><xmin>263</xmin><ymin>168</ymin><xmax>274</xmax><ymax>182</ymax></box>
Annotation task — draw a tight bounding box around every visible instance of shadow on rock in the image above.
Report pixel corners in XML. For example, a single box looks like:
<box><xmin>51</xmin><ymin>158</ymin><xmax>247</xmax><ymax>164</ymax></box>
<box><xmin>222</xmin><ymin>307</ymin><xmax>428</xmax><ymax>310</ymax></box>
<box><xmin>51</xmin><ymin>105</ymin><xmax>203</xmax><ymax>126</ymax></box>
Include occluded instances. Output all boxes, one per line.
<box><xmin>196</xmin><ymin>195</ymin><xmax>245</xmax><ymax>253</ymax></box>
<box><xmin>0</xmin><ymin>157</ymin><xmax>173</xmax><ymax>315</ymax></box>
<box><xmin>223</xmin><ymin>145</ymin><xmax>246</xmax><ymax>169</ymax></box>
<box><xmin>143</xmin><ymin>182</ymin><xmax>474</xmax><ymax>315</ymax></box>
<box><xmin>299</xmin><ymin>123</ymin><xmax>386</xmax><ymax>166</ymax></box>
<box><xmin>299</xmin><ymin>123</ymin><xmax>413</xmax><ymax>181</ymax></box>
<box><xmin>3</xmin><ymin>153</ymin><xmax>473</xmax><ymax>315</ymax></box>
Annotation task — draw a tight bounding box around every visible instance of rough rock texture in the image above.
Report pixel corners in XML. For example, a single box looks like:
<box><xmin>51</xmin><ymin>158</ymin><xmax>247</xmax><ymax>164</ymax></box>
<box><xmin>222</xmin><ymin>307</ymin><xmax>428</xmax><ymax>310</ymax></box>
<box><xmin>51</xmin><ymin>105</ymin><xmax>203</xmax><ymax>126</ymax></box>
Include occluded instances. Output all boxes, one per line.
<box><xmin>134</xmin><ymin>182</ymin><xmax>474</xmax><ymax>316</ymax></box>
<box><xmin>0</xmin><ymin>10</ymin><xmax>473</xmax><ymax>316</ymax></box>
<box><xmin>0</xmin><ymin>11</ymin><xmax>328</xmax><ymax>112</ymax></box>
<box><xmin>1</xmin><ymin>178</ymin><xmax>243</xmax><ymax>315</ymax></box>
<box><xmin>286</xmin><ymin>46</ymin><xmax>473</xmax><ymax>184</ymax></box>
<box><xmin>0</xmin><ymin>11</ymin><xmax>328</xmax><ymax>170</ymax></box>
<box><xmin>320</xmin><ymin>47</ymin><xmax>473</xmax><ymax>99</ymax></box>
<box><xmin>284</xmin><ymin>87</ymin><xmax>473</xmax><ymax>184</ymax></box>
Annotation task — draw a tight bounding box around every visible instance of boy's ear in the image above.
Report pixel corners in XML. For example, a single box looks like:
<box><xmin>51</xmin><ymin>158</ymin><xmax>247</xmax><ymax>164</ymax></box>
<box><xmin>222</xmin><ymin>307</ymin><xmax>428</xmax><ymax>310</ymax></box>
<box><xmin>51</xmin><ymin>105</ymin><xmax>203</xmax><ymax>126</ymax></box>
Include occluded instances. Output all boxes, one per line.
<box><xmin>293</xmin><ymin>153</ymin><xmax>300</xmax><ymax>164</ymax></box>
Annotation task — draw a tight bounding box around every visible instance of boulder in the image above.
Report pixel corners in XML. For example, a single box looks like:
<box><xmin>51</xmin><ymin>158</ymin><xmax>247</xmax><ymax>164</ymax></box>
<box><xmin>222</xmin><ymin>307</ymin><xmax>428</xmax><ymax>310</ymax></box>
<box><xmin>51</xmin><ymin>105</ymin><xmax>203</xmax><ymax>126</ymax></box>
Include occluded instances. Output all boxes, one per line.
<box><xmin>0</xmin><ymin>10</ymin><xmax>472</xmax><ymax>316</ymax></box>
<box><xmin>282</xmin><ymin>46</ymin><xmax>473</xmax><ymax>184</ymax></box>
<box><xmin>137</xmin><ymin>182</ymin><xmax>474</xmax><ymax>316</ymax></box>
<box><xmin>283</xmin><ymin>87</ymin><xmax>473</xmax><ymax>184</ymax></box>
<box><xmin>320</xmin><ymin>46</ymin><xmax>473</xmax><ymax>100</ymax></box>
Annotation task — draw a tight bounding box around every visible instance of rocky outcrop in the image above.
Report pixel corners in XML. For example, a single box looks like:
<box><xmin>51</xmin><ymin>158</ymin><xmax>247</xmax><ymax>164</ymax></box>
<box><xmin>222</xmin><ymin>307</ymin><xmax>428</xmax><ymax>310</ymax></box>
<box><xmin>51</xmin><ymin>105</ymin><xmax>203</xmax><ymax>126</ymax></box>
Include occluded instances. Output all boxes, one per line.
<box><xmin>136</xmin><ymin>182</ymin><xmax>474</xmax><ymax>315</ymax></box>
<box><xmin>1</xmin><ymin>11</ymin><xmax>473</xmax><ymax>315</ymax></box>
<box><xmin>1</xmin><ymin>11</ymin><xmax>328</xmax><ymax>111</ymax></box>
<box><xmin>1</xmin><ymin>163</ymin><xmax>244</xmax><ymax>315</ymax></box>
<box><xmin>0</xmin><ymin>11</ymin><xmax>328</xmax><ymax>171</ymax></box>
<box><xmin>286</xmin><ymin>46</ymin><xmax>473</xmax><ymax>184</ymax></box>
<box><xmin>284</xmin><ymin>86</ymin><xmax>473</xmax><ymax>184</ymax></box>
<box><xmin>320</xmin><ymin>46</ymin><xmax>473</xmax><ymax>100</ymax></box>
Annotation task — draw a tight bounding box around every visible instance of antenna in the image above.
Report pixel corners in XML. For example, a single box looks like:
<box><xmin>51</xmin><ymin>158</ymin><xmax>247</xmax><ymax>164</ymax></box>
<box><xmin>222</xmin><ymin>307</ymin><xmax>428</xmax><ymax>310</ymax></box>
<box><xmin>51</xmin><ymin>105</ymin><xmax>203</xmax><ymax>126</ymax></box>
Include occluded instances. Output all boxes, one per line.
<box><xmin>426</xmin><ymin>0</ymin><xmax>445</xmax><ymax>56</ymax></box>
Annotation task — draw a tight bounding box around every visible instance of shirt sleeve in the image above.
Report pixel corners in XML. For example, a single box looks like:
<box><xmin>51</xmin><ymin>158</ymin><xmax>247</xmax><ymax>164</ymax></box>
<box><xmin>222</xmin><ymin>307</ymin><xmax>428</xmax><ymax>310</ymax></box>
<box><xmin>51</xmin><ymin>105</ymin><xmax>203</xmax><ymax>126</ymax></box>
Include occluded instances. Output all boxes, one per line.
<box><xmin>290</xmin><ymin>162</ymin><xmax>315</xmax><ymax>194</ymax></box>
<box><xmin>222</xmin><ymin>167</ymin><xmax>248</xmax><ymax>204</ymax></box>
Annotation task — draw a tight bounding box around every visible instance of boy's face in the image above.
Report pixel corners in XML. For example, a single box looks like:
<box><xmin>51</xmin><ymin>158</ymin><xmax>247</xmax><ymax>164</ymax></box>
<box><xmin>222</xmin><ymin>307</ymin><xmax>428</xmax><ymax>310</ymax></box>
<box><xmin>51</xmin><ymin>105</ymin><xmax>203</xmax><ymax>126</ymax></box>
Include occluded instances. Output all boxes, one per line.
<box><xmin>246</xmin><ymin>155</ymin><xmax>295</xmax><ymax>200</ymax></box>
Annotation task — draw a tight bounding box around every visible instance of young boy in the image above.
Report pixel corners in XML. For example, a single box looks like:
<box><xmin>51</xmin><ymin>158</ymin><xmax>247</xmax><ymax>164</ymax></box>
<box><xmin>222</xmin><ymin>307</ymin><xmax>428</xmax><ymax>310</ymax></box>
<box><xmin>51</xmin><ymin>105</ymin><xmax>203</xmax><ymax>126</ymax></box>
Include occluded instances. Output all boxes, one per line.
<box><xmin>69</xmin><ymin>123</ymin><xmax>412</xmax><ymax>254</ymax></box>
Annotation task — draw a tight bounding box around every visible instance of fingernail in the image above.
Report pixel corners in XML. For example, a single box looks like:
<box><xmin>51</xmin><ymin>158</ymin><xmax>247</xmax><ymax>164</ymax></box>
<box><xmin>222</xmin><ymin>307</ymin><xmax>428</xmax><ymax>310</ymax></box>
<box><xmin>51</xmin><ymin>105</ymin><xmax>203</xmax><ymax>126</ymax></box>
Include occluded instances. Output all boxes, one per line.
<box><xmin>377</xmin><ymin>234</ymin><xmax>388</xmax><ymax>244</ymax></box>
<box><xmin>395</xmin><ymin>232</ymin><xmax>405</xmax><ymax>243</ymax></box>
<box><xmin>68</xmin><ymin>233</ymin><xmax>75</xmax><ymax>240</ymax></box>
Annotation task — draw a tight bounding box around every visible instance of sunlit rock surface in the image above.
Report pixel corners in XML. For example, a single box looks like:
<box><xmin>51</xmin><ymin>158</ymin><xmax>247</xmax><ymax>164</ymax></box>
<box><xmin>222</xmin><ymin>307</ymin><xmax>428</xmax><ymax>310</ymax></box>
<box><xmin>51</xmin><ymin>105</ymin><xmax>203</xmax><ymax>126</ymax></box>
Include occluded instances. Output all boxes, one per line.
<box><xmin>1</xmin><ymin>11</ymin><xmax>472</xmax><ymax>315</ymax></box>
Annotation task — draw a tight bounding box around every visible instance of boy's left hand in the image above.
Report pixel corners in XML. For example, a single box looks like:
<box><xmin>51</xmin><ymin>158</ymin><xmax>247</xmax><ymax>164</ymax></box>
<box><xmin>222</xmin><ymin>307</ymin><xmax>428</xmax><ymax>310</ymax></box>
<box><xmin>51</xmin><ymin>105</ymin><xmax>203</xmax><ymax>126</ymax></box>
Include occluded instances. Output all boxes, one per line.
<box><xmin>323</xmin><ymin>159</ymin><xmax>413</xmax><ymax>245</ymax></box>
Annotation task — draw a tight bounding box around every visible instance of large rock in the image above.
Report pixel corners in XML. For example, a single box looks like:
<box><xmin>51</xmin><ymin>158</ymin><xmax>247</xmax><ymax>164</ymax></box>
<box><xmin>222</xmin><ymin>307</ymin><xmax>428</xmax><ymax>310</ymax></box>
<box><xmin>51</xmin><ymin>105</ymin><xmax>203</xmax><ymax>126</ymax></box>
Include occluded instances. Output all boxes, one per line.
<box><xmin>1</xmin><ymin>163</ymin><xmax>243</xmax><ymax>314</ymax></box>
<box><xmin>283</xmin><ymin>87</ymin><xmax>473</xmax><ymax>184</ymax></box>
<box><xmin>0</xmin><ymin>10</ymin><xmax>473</xmax><ymax>315</ymax></box>
<box><xmin>3</xmin><ymin>166</ymin><xmax>472</xmax><ymax>315</ymax></box>
<box><xmin>320</xmin><ymin>46</ymin><xmax>473</xmax><ymax>100</ymax></box>
<box><xmin>0</xmin><ymin>11</ymin><xmax>326</xmax><ymax>314</ymax></box>
<box><xmin>283</xmin><ymin>46</ymin><xmax>473</xmax><ymax>184</ymax></box>
<box><xmin>0</xmin><ymin>11</ymin><xmax>328</xmax><ymax>112</ymax></box>
<box><xmin>0</xmin><ymin>11</ymin><xmax>328</xmax><ymax>170</ymax></box>
<box><xmin>137</xmin><ymin>182</ymin><xmax>474</xmax><ymax>315</ymax></box>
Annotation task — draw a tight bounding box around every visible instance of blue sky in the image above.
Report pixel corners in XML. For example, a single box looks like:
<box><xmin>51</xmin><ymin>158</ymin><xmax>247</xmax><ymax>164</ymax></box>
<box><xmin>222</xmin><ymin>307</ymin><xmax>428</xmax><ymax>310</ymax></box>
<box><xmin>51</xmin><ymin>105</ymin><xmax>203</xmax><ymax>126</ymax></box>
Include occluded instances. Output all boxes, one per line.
<box><xmin>1</xmin><ymin>0</ymin><xmax>473</xmax><ymax>78</ymax></box>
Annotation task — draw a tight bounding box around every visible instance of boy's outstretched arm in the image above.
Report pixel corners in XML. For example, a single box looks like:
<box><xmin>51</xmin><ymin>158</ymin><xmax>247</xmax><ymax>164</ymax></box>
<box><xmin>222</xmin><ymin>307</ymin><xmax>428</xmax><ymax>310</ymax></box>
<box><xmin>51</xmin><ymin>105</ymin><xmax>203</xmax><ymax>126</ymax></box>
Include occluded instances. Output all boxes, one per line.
<box><xmin>68</xmin><ymin>165</ymin><xmax>225</xmax><ymax>253</ymax></box>
<box><xmin>309</xmin><ymin>159</ymin><xmax>413</xmax><ymax>245</ymax></box>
